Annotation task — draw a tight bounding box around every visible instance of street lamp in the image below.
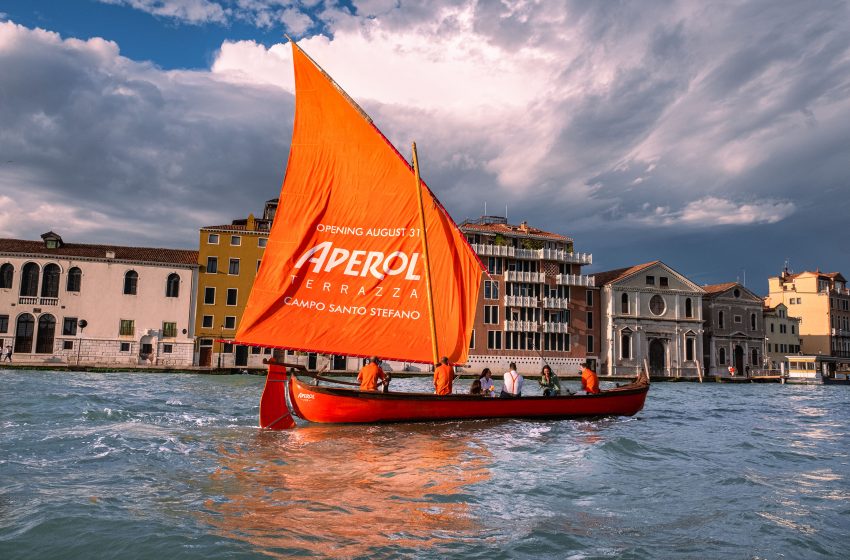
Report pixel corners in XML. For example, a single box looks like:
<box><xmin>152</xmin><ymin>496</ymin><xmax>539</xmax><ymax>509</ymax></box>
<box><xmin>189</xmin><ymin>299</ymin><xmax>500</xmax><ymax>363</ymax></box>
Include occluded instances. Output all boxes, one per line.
<box><xmin>217</xmin><ymin>325</ymin><xmax>224</xmax><ymax>369</ymax></box>
<box><xmin>76</xmin><ymin>319</ymin><xmax>87</xmax><ymax>366</ymax></box>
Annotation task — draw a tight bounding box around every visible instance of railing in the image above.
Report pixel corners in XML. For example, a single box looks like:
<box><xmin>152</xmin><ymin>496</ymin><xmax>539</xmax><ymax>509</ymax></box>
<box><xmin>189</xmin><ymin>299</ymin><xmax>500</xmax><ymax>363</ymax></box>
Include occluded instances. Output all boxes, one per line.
<box><xmin>539</xmin><ymin>248</ymin><xmax>593</xmax><ymax>264</ymax></box>
<box><xmin>504</xmin><ymin>271</ymin><xmax>546</xmax><ymax>283</ymax></box>
<box><xmin>556</xmin><ymin>274</ymin><xmax>595</xmax><ymax>287</ymax></box>
<box><xmin>39</xmin><ymin>297</ymin><xmax>59</xmax><ymax>306</ymax></box>
<box><xmin>503</xmin><ymin>295</ymin><xmax>538</xmax><ymax>307</ymax></box>
<box><xmin>542</xmin><ymin>297</ymin><xmax>570</xmax><ymax>309</ymax></box>
<box><xmin>504</xmin><ymin>320</ymin><xmax>539</xmax><ymax>332</ymax></box>
<box><xmin>541</xmin><ymin>322</ymin><xmax>568</xmax><ymax>333</ymax></box>
<box><xmin>832</xmin><ymin>328</ymin><xmax>850</xmax><ymax>337</ymax></box>
<box><xmin>19</xmin><ymin>296</ymin><xmax>38</xmax><ymax>305</ymax></box>
<box><xmin>471</xmin><ymin>243</ymin><xmax>514</xmax><ymax>257</ymax></box>
<box><xmin>471</xmin><ymin>243</ymin><xmax>593</xmax><ymax>265</ymax></box>
<box><xmin>831</xmin><ymin>350</ymin><xmax>850</xmax><ymax>358</ymax></box>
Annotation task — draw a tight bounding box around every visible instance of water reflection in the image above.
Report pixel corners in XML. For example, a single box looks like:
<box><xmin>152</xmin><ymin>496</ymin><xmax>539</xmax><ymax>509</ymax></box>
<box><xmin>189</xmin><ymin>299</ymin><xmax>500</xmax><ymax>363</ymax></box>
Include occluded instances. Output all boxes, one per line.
<box><xmin>201</xmin><ymin>424</ymin><xmax>492</xmax><ymax>558</ymax></box>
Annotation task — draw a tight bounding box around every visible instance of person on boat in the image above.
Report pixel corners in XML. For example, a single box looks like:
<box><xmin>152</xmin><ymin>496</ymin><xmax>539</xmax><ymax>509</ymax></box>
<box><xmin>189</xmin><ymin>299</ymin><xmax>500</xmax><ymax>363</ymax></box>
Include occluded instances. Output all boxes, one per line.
<box><xmin>479</xmin><ymin>368</ymin><xmax>496</xmax><ymax>397</ymax></box>
<box><xmin>580</xmin><ymin>362</ymin><xmax>600</xmax><ymax>394</ymax></box>
<box><xmin>538</xmin><ymin>364</ymin><xmax>562</xmax><ymax>397</ymax></box>
<box><xmin>469</xmin><ymin>379</ymin><xmax>483</xmax><ymax>395</ymax></box>
<box><xmin>501</xmin><ymin>363</ymin><xmax>523</xmax><ymax>397</ymax></box>
<box><xmin>357</xmin><ymin>356</ymin><xmax>386</xmax><ymax>392</ymax></box>
<box><xmin>433</xmin><ymin>356</ymin><xmax>456</xmax><ymax>395</ymax></box>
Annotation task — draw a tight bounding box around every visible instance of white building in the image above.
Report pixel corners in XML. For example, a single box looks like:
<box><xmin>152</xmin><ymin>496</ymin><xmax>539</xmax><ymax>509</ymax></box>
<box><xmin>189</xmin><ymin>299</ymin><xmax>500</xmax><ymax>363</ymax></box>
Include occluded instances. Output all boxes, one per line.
<box><xmin>597</xmin><ymin>261</ymin><xmax>705</xmax><ymax>378</ymax></box>
<box><xmin>0</xmin><ymin>232</ymin><xmax>198</xmax><ymax>366</ymax></box>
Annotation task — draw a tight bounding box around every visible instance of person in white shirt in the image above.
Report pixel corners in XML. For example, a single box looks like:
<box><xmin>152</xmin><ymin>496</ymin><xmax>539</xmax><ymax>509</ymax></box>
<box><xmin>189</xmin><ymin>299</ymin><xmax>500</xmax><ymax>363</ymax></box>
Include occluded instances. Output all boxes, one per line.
<box><xmin>501</xmin><ymin>362</ymin><xmax>523</xmax><ymax>397</ymax></box>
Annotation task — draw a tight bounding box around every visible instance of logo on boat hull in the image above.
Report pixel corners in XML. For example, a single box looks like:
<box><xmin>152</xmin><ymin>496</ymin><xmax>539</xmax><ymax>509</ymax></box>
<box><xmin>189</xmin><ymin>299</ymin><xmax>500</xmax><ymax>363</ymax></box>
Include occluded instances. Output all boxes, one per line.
<box><xmin>296</xmin><ymin>393</ymin><xmax>315</xmax><ymax>400</ymax></box>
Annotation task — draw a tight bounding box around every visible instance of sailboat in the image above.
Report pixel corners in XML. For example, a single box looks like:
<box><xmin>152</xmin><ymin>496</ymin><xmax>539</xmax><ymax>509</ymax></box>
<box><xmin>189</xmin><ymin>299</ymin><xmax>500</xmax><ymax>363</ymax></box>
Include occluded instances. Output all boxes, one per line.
<box><xmin>236</xmin><ymin>41</ymin><xmax>649</xmax><ymax>429</ymax></box>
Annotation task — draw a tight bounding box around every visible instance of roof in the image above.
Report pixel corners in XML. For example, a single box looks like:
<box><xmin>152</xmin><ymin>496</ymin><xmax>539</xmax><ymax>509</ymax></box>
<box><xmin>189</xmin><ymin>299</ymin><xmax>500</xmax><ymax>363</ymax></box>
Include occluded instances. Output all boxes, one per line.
<box><xmin>460</xmin><ymin>221</ymin><xmax>569</xmax><ymax>241</ymax></box>
<box><xmin>0</xmin><ymin>238</ymin><xmax>198</xmax><ymax>265</ymax></box>
<box><xmin>784</xmin><ymin>270</ymin><xmax>847</xmax><ymax>282</ymax></box>
<box><xmin>593</xmin><ymin>261</ymin><xmax>659</xmax><ymax>286</ymax></box>
<box><xmin>702</xmin><ymin>282</ymin><xmax>739</xmax><ymax>295</ymax></box>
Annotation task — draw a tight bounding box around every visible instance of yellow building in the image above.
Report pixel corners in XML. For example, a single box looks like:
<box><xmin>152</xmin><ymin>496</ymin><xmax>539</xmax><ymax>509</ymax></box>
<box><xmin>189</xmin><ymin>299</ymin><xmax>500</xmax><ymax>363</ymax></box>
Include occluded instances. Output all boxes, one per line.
<box><xmin>766</xmin><ymin>269</ymin><xmax>850</xmax><ymax>373</ymax></box>
<box><xmin>195</xmin><ymin>200</ymin><xmax>276</xmax><ymax>367</ymax></box>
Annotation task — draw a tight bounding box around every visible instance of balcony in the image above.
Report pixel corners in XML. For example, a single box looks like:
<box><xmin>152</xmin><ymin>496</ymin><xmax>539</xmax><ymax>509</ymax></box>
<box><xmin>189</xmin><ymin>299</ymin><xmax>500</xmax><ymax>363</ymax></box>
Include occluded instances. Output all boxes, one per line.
<box><xmin>471</xmin><ymin>243</ymin><xmax>593</xmax><ymax>265</ymax></box>
<box><xmin>832</xmin><ymin>328</ymin><xmax>850</xmax><ymax>337</ymax></box>
<box><xmin>504</xmin><ymin>295</ymin><xmax>539</xmax><ymax>308</ymax></box>
<box><xmin>504</xmin><ymin>270</ymin><xmax>546</xmax><ymax>283</ymax></box>
<box><xmin>539</xmin><ymin>248</ymin><xmax>593</xmax><ymax>265</ymax></box>
<box><xmin>556</xmin><ymin>274</ymin><xmax>595</xmax><ymax>287</ymax></box>
<box><xmin>39</xmin><ymin>297</ymin><xmax>59</xmax><ymax>306</ymax></box>
<box><xmin>471</xmin><ymin>243</ymin><xmax>515</xmax><ymax>257</ymax></box>
<box><xmin>504</xmin><ymin>320</ymin><xmax>539</xmax><ymax>332</ymax></box>
<box><xmin>542</xmin><ymin>297</ymin><xmax>570</xmax><ymax>309</ymax></box>
<box><xmin>19</xmin><ymin>296</ymin><xmax>38</xmax><ymax>305</ymax></box>
<box><xmin>541</xmin><ymin>322</ymin><xmax>568</xmax><ymax>334</ymax></box>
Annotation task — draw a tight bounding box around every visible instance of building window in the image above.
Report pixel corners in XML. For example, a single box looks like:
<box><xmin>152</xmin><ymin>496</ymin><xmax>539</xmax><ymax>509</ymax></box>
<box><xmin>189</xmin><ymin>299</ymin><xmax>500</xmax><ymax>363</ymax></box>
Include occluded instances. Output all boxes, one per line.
<box><xmin>0</xmin><ymin>263</ymin><xmax>13</xmax><ymax>289</ymax></box>
<box><xmin>120</xmin><ymin>342</ymin><xmax>131</xmax><ymax>352</ymax></box>
<box><xmin>791</xmin><ymin>325</ymin><xmax>796</xmax><ymax>334</ymax></box>
<box><xmin>469</xmin><ymin>329</ymin><xmax>475</xmax><ymax>350</ymax></box>
<box><xmin>733</xmin><ymin>288</ymin><xmax>741</xmax><ymax>298</ymax></box>
<box><xmin>257</xmin><ymin>260</ymin><xmax>262</xmax><ymax>271</ymax></box>
<box><xmin>719</xmin><ymin>311</ymin><xmax>725</xmax><ymax>329</ymax></box>
<box><xmin>767</xmin><ymin>343</ymin><xmax>772</xmax><ymax>352</ymax></box>
<box><xmin>649</xmin><ymin>295</ymin><xmax>665</xmax><ymax>316</ymax></box>
<box><xmin>750</xmin><ymin>313</ymin><xmax>756</xmax><ymax>330</ymax></box>
<box><xmin>166</xmin><ymin>273</ymin><xmax>180</xmax><ymax>298</ymax></box>
<box><xmin>163</xmin><ymin>344</ymin><xmax>173</xmax><ymax>354</ymax></box>
<box><xmin>202</xmin><ymin>315</ymin><xmax>214</xmax><ymax>328</ymax></box>
<box><xmin>63</xmin><ymin>340</ymin><xmax>73</xmax><ymax>350</ymax></box>
<box><xmin>660</xmin><ymin>276</ymin><xmax>669</xmax><ymax>287</ymax></box>
<box><xmin>258</xmin><ymin>237</ymin><xmax>268</xmax><ymax>248</ymax></box>
<box><xmin>719</xmin><ymin>347</ymin><xmax>726</xmax><ymax>365</ymax></box>
<box><xmin>224</xmin><ymin>316</ymin><xmax>236</xmax><ymax>329</ymax></box>
<box><xmin>487</xmin><ymin>257</ymin><xmax>503</xmax><ymax>275</ymax></box>
<box><xmin>646</xmin><ymin>275</ymin><xmax>655</xmax><ymax>286</ymax></box>
<box><xmin>484</xmin><ymin>305</ymin><xmax>499</xmax><ymax>324</ymax></box>
<box><xmin>686</xmin><ymin>337</ymin><xmax>695</xmax><ymax>361</ymax></box>
<box><xmin>586</xmin><ymin>311</ymin><xmax>593</xmax><ymax>329</ymax></box>
<box><xmin>484</xmin><ymin>280</ymin><xmax>499</xmax><ymax>299</ymax></box>
<box><xmin>208</xmin><ymin>233</ymin><xmax>219</xmax><ymax>244</ymax></box>
<box><xmin>20</xmin><ymin>263</ymin><xmax>39</xmax><ymax>297</ymax></box>
<box><xmin>35</xmin><ymin>314</ymin><xmax>56</xmax><ymax>353</ymax></box>
<box><xmin>621</xmin><ymin>293</ymin><xmax>629</xmax><ymax>314</ymax></box>
<box><xmin>228</xmin><ymin>258</ymin><xmax>240</xmax><ymax>276</ymax></box>
<box><xmin>162</xmin><ymin>322</ymin><xmax>177</xmax><ymax>338</ymax></box>
<box><xmin>487</xmin><ymin>330</ymin><xmax>502</xmax><ymax>350</ymax></box>
<box><xmin>206</xmin><ymin>256</ymin><xmax>218</xmax><ymax>274</ymax></box>
<box><xmin>204</xmin><ymin>287</ymin><xmax>215</xmax><ymax>305</ymax></box>
<box><xmin>14</xmin><ymin>314</ymin><xmax>35</xmax><ymax>353</ymax></box>
<box><xmin>734</xmin><ymin>315</ymin><xmax>742</xmax><ymax>323</ymax></box>
<box><xmin>67</xmin><ymin>267</ymin><xmax>82</xmax><ymax>292</ymax></box>
<box><xmin>587</xmin><ymin>335</ymin><xmax>594</xmax><ymax>353</ymax></box>
<box><xmin>123</xmin><ymin>270</ymin><xmax>138</xmax><ymax>295</ymax></box>
<box><xmin>252</xmin><ymin>346</ymin><xmax>261</xmax><ymax>355</ymax></box>
<box><xmin>621</xmin><ymin>331</ymin><xmax>631</xmax><ymax>359</ymax></box>
<box><xmin>0</xmin><ymin>315</ymin><xmax>8</xmax><ymax>333</ymax></box>
<box><xmin>62</xmin><ymin>317</ymin><xmax>78</xmax><ymax>336</ymax></box>
<box><xmin>586</xmin><ymin>290</ymin><xmax>593</xmax><ymax>306</ymax></box>
<box><xmin>41</xmin><ymin>264</ymin><xmax>60</xmax><ymax>298</ymax></box>
<box><xmin>119</xmin><ymin>320</ymin><xmax>135</xmax><ymax>336</ymax></box>
<box><xmin>230</xmin><ymin>235</ymin><xmax>241</xmax><ymax>246</ymax></box>
<box><xmin>751</xmin><ymin>348</ymin><xmax>759</xmax><ymax>366</ymax></box>
<box><xmin>770</xmin><ymin>323</ymin><xmax>774</xmax><ymax>333</ymax></box>
<box><xmin>685</xmin><ymin>298</ymin><xmax>693</xmax><ymax>318</ymax></box>
<box><xmin>223</xmin><ymin>343</ymin><xmax>234</xmax><ymax>353</ymax></box>
<box><xmin>226</xmin><ymin>288</ymin><xmax>238</xmax><ymax>306</ymax></box>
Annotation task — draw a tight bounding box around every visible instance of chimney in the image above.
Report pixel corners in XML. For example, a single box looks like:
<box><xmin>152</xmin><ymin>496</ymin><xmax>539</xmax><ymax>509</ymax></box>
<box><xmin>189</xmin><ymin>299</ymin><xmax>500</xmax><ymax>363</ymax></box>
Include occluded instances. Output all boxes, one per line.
<box><xmin>519</xmin><ymin>221</ymin><xmax>529</xmax><ymax>232</ymax></box>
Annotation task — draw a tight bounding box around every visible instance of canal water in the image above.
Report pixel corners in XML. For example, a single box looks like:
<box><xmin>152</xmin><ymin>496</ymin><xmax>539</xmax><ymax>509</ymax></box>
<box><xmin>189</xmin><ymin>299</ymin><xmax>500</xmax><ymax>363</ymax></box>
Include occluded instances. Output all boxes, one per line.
<box><xmin>1</xmin><ymin>370</ymin><xmax>848</xmax><ymax>559</ymax></box>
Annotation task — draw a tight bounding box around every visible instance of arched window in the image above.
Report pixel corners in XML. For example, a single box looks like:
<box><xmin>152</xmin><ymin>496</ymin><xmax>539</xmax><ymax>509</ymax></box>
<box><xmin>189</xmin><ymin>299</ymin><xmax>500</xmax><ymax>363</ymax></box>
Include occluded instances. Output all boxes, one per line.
<box><xmin>14</xmin><ymin>313</ymin><xmax>35</xmax><ymax>353</ymax></box>
<box><xmin>719</xmin><ymin>347</ymin><xmax>726</xmax><ymax>365</ymax></box>
<box><xmin>67</xmin><ymin>267</ymin><xmax>82</xmax><ymax>292</ymax></box>
<box><xmin>750</xmin><ymin>313</ymin><xmax>756</xmax><ymax>330</ymax></box>
<box><xmin>20</xmin><ymin>263</ymin><xmax>39</xmax><ymax>297</ymax></box>
<box><xmin>751</xmin><ymin>348</ymin><xmax>759</xmax><ymax>366</ymax></box>
<box><xmin>41</xmin><ymin>264</ymin><xmax>60</xmax><ymax>298</ymax></box>
<box><xmin>124</xmin><ymin>270</ymin><xmax>138</xmax><ymax>295</ymax></box>
<box><xmin>621</xmin><ymin>293</ymin><xmax>629</xmax><ymax>314</ymax></box>
<box><xmin>621</xmin><ymin>331</ymin><xmax>631</xmax><ymax>359</ymax></box>
<box><xmin>0</xmin><ymin>263</ymin><xmax>13</xmax><ymax>289</ymax></box>
<box><xmin>718</xmin><ymin>311</ymin><xmax>725</xmax><ymax>329</ymax></box>
<box><xmin>165</xmin><ymin>273</ymin><xmax>180</xmax><ymax>298</ymax></box>
<box><xmin>36</xmin><ymin>314</ymin><xmax>56</xmax><ymax>354</ymax></box>
<box><xmin>685</xmin><ymin>298</ymin><xmax>693</xmax><ymax>318</ymax></box>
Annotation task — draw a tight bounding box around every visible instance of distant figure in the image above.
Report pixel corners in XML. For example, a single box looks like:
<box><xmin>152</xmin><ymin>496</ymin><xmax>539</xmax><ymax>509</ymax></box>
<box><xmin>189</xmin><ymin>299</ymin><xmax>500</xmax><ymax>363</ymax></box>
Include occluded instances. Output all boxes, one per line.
<box><xmin>433</xmin><ymin>356</ymin><xmax>456</xmax><ymax>396</ymax></box>
<box><xmin>479</xmin><ymin>368</ymin><xmax>496</xmax><ymax>397</ymax></box>
<box><xmin>538</xmin><ymin>364</ymin><xmax>562</xmax><ymax>397</ymax></box>
<box><xmin>501</xmin><ymin>362</ymin><xmax>523</xmax><ymax>397</ymax></box>
<box><xmin>469</xmin><ymin>379</ymin><xmax>483</xmax><ymax>395</ymax></box>
<box><xmin>580</xmin><ymin>362</ymin><xmax>600</xmax><ymax>394</ymax></box>
<box><xmin>357</xmin><ymin>356</ymin><xmax>386</xmax><ymax>391</ymax></box>
<box><xmin>3</xmin><ymin>345</ymin><xmax>12</xmax><ymax>362</ymax></box>
<box><xmin>728</xmin><ymin>365</ymin><xmax>736</xmax><ymax>377</ymax></box>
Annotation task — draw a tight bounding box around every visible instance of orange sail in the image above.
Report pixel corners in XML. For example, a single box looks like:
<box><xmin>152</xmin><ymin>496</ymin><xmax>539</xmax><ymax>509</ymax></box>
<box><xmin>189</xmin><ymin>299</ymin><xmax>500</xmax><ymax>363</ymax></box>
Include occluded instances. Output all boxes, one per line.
<box><xmin>236</xmin><ymin>43</ymin><xmax>484</xmax><ymax>364</ymax></box>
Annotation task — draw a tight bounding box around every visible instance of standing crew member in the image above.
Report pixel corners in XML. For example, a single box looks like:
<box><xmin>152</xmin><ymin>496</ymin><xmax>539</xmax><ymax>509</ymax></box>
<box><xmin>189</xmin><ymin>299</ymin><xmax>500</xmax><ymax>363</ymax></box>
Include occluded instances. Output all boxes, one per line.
<box><xmin>434</xmin><ymin>356</ymin><xmax>456</xmax><ymax>395</ymax></box>
<box><xmin>580</xmin><ymin>361</ymin><xmax>600</xmax><ymax>394</ymax></box>
<box><xmin>357</xmin><ymin>357</ymin><xmax>386</xmax><ymax>392</ymax></box>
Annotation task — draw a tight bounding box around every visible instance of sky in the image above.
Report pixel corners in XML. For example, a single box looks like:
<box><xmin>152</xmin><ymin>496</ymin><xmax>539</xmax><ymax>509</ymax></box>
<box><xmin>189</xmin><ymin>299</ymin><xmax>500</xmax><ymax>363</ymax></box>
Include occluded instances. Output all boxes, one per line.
<box><xmin>1</xmin><ymin>0</ymin><xmax>849</xmax><ymax>293</ymax></box>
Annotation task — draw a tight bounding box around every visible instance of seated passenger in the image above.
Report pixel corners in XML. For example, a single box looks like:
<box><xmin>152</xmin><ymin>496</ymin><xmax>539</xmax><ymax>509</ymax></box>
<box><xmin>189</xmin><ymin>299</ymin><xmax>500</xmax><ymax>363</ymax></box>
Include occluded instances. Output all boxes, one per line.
<box><xmin>501</xmin><ymin>362</ymin><xmax>523</xmax><ymax>397</ymax></box>
<box><xmin>479</xmin><ymin>368</ymin><xmax>496</xmax><ymax>397</ymax></box>
<box><xmin>469</xmin><ymin>379</ymin><xmax>483</xmax><ymax>395</ymax></box>
<box><xmin>538</xmin><ymin>364</ymin><xmax>562</xmax><ymax>397</ymax></box>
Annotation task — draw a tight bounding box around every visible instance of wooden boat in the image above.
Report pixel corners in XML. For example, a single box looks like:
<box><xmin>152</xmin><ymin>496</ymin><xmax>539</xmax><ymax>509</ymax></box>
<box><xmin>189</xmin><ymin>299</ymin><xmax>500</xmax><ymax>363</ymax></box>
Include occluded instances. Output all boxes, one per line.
<box><xmin>238</xmin><ymin>41</ymin><xmax>650</xmax><ymax>429</ymax></box>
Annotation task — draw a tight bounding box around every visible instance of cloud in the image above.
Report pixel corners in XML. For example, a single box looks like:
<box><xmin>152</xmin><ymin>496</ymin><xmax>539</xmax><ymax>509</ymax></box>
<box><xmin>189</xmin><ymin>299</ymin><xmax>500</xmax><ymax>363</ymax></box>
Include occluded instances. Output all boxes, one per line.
<box><xmin>628</xmin><ymin>197</ymin><xmax>796</xmax><ymax>228</ymax></box>
<box><xmin>99</xmin><ymin>0</ymin><xmax>227</xmax><ymax>24</ymax></box>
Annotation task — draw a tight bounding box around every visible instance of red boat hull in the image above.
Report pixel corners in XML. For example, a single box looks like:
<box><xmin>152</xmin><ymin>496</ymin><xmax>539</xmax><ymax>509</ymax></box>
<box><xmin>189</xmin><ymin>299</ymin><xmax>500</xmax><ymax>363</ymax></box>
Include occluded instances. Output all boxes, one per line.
<box><xmin>261</xmin><ymin>363</ymin><xmax>649</xmax><ymax>427</ymax></box>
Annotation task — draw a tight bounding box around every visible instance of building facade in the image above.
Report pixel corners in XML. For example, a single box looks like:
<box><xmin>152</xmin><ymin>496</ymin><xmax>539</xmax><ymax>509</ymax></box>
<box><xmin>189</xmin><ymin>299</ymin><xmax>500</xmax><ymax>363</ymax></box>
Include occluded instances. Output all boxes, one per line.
<box><xmin>459</xmin><ymin>216</ymin><xmax>597</xmax><ymax>375</ymax></box>
<box><xmin>762</xmin><ymin>302</ymin><xmax>801</xmax><ymax>371</ymax></box>
<box><xmin>701</xmin><ymin>282</ymin><xmax>766</xmax><ymax>376</ymax></box>
<box><xmin>766</xmin><ymin>269</ymin><xmax>850</xmax><ymax>372</ymax></box>
<box><xmin>597</xmin><ymin>261</ymin><xmax>704</xmax><ymax>378</ymax></box>
<box><xmin>0</xmin><ymin>232</ymin><xmax>198</xmax><ymax>366</ymax></box>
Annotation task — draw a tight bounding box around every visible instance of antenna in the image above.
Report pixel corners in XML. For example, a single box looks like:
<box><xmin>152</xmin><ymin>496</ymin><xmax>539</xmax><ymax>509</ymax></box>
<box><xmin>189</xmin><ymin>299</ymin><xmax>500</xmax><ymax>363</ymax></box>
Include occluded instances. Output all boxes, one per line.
<box><xmin>484</xmin><ymin>201</ymin><xmax>487</xmax><ymax>216</ymax></box>
<box><xmin>505</xmin><ymin>204</ymin><xmax>508</xmax><ymax>221</ymax></box>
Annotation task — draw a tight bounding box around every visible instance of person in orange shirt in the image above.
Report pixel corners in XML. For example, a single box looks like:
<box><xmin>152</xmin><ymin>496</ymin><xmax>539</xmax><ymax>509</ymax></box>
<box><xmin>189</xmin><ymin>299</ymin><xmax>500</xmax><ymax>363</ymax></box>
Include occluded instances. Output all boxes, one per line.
<box><xmin>580</xmin><ymin>362</ymin><xmax>600</xmax><ymax>394</ymax></box>
<box><xmin>357</xmin><ymin>356</ymin><xmax>386</xmax><ymax>391</ymax></box>
<box><xmin>433</xmin><ymin>356</ymin><xmax>456</xmax><ymax>396</ymax></box>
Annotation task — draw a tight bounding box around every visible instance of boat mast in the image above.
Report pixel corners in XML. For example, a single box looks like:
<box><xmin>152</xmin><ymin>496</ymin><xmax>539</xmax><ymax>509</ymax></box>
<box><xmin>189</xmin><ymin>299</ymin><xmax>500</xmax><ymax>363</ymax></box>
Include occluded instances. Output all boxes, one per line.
<box><xmin>411</xmin><ymin>142</ymin><xmax>439</xmax><ymax>365</ymax></box>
